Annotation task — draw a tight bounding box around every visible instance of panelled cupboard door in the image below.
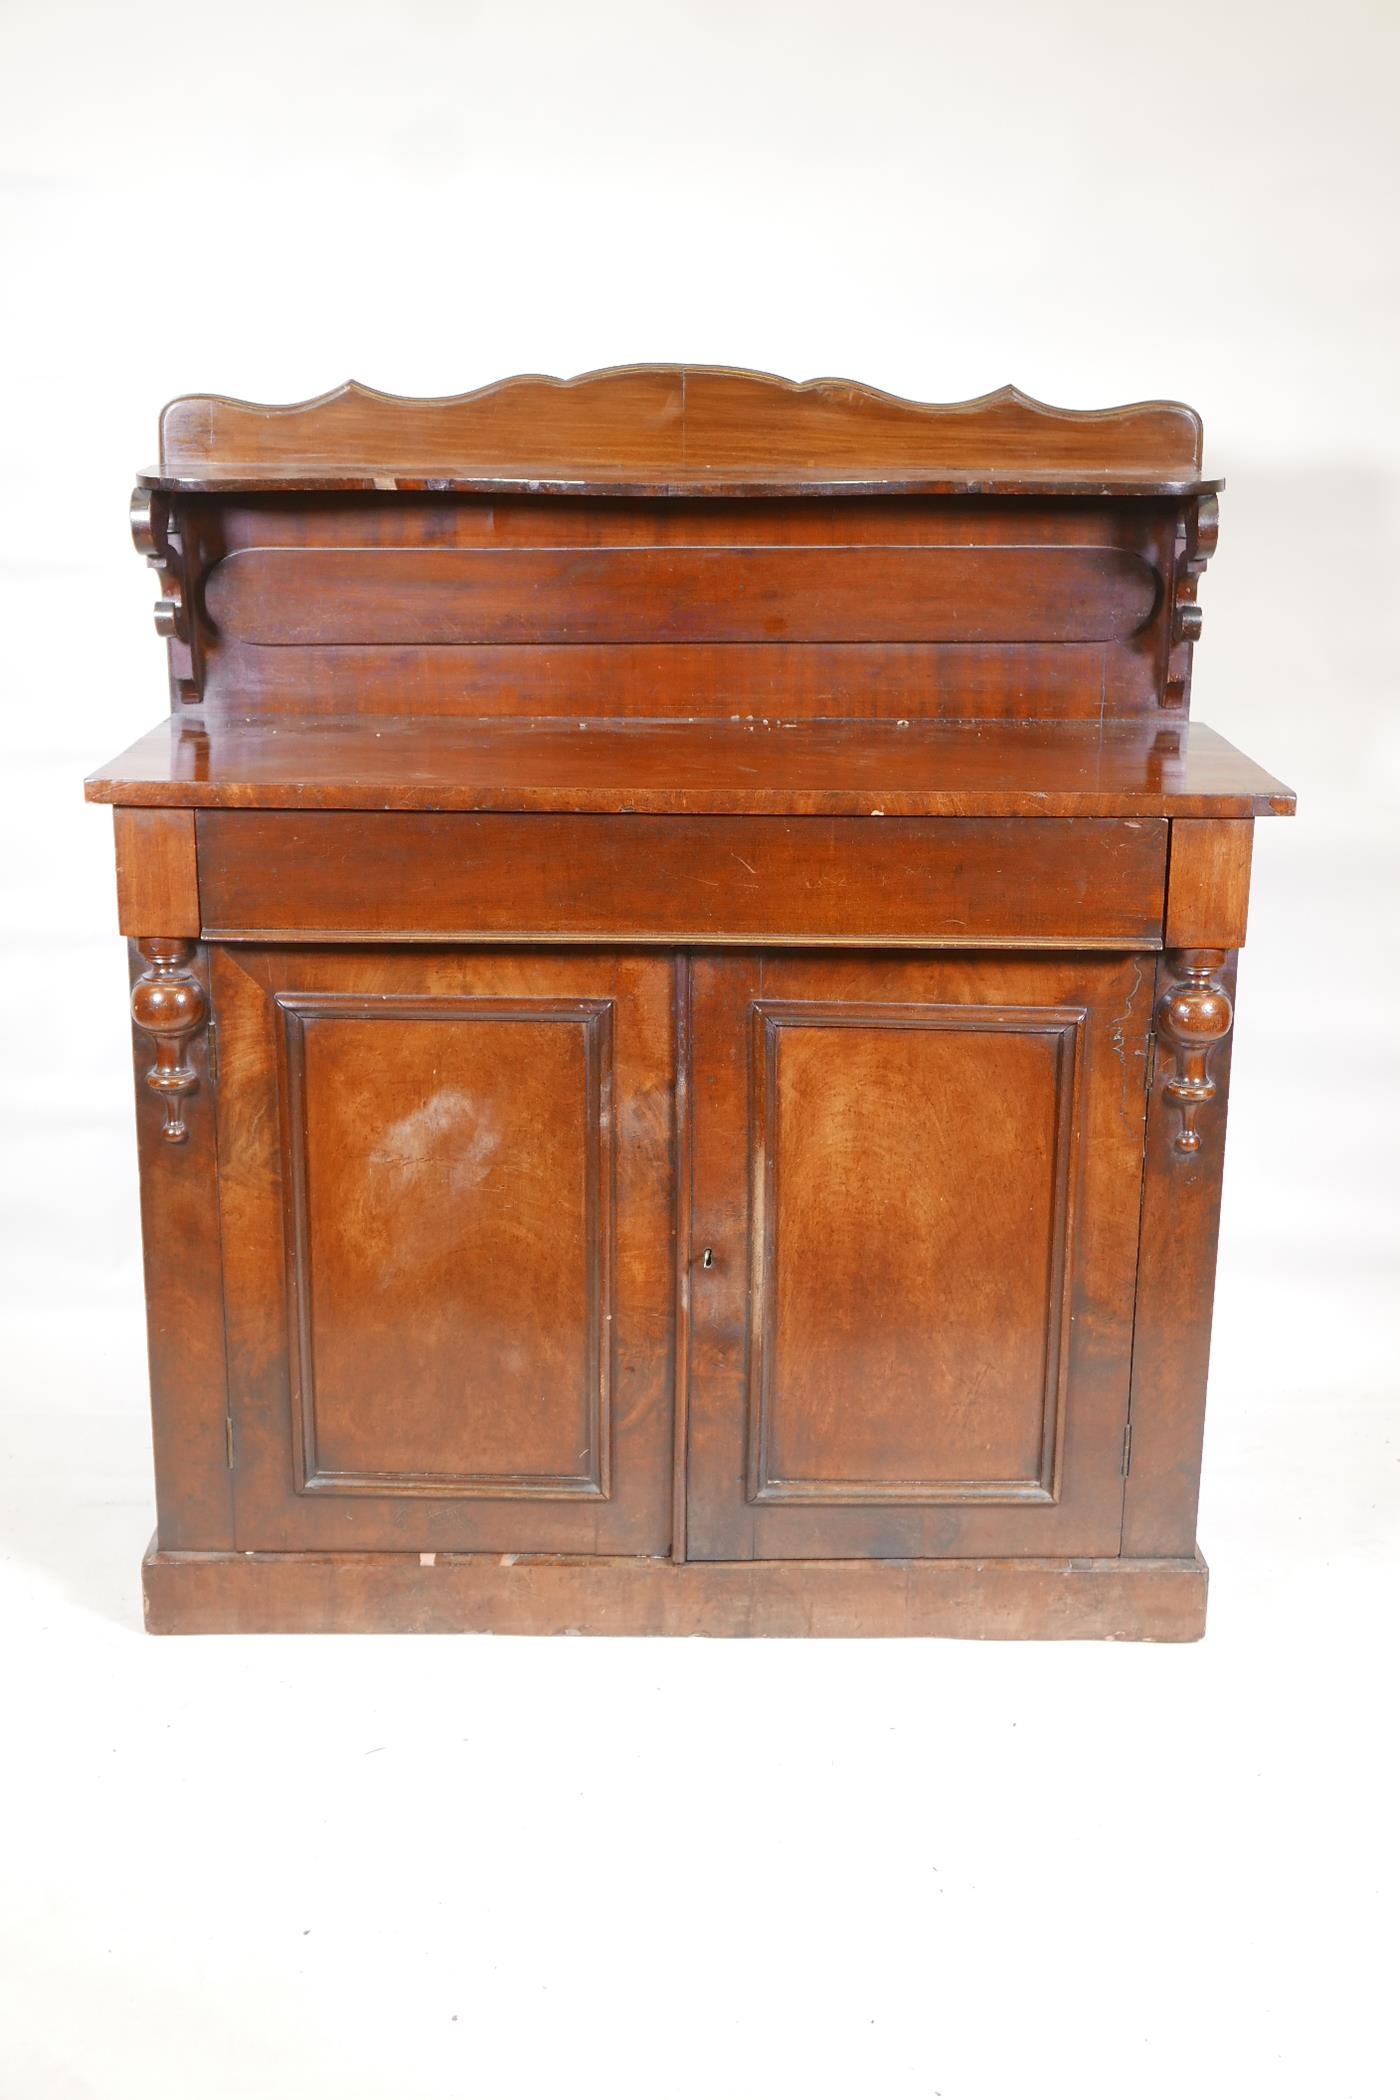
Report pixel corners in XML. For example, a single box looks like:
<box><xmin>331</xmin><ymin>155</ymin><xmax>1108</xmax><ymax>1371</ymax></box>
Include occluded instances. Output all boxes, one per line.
<box><xmin>686</xmin><ymin>953</ymin><xmax>1154</xmax><ymax>1560</ymax></box>
<box><xmin>212</xmin><ymin>947</ymin><xmax>675</xmax><ymax>1554</ymax></box>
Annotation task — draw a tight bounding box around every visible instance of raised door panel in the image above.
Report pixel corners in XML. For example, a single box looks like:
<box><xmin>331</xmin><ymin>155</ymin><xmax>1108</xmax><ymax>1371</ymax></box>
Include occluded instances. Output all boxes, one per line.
<box><xmin>214</xmin><ymin>947</ymin><xmax>675</xmax><ymax>1553</ymax></box>
<box><xmin>284</xmin><ymin>996</ymin><xmax>610</xmax><ymax>1497</ymax></box>
<box><xmin>686</xmin><ymin>953</ymin><xmax>1153</xmax><ymax>1560</ymax></box>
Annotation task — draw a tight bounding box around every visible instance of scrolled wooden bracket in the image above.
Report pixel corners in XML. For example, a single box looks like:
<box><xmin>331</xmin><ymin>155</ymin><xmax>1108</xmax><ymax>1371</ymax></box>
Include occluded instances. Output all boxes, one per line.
<box><xmin>130</xmin><ymin>487</ymin><xmax>188</xmax><ymax>642</ymax></box>
<box><xmin>131</xmin><ymin>938</ymin><xmax>208</xmax><ymax>1144</ymax></box>
<box><xmin>1163</xmin><ymin>492</ymin><xmax>1219</xmax><ymax>708</ymax></box>
<box><xmin>130</xmin><ymin>486</ymin><xmax>200</xmax><ymax>703</ymax></box>
<box><xmin>1172</xmin><ymin>493</ymin><xmax>1218</xmax><ymax>643</ymax></box>
<box><xmin>1155</xmin><ymin>949</ymin><xmax>1233</xmax><ymax>1154</ymax></box>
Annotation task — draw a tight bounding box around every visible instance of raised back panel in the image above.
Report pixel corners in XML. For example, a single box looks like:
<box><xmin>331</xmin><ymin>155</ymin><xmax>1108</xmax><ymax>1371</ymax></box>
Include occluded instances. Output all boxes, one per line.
<box><xmin>205</xmin><ymin>543</ymin><xmax>1159</xmax><ymax>647</ymax></box>
<box><xmin>158</xmin><ymin>367</ymin><xmax>1205</xmax><ymax>483</ymax></box>
<box><xmin>140</xmin><ymin>366</ymin><xmax>1214</xmax><ymax>722</ymax></box>
<box><xmin>179</xmin><ymin>491</ymin><xmax>1185</xmax><ymax>723</ymax></box>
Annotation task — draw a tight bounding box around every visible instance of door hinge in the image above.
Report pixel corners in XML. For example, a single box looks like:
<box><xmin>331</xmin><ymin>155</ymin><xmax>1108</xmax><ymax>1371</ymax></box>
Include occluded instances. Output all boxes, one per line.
<box><xmin>1145</xmin><ymin>1032</ymin><xmax>1157</xmax><ymax>1088</ymax></box>
<box><xmin>1121</xmin><ymin>1420</ymin><xmax>1133</xmax><ymax>1477</ymax></box>
<box><xmin>225</xmin><ymin>1414</ymin><xmax>235</xmax><ymax>1468</ymax></box>
<box><xmin>206</xmin><ymin>1020</ymin><xmax>219</xmax><ymax>1086</ymax></box>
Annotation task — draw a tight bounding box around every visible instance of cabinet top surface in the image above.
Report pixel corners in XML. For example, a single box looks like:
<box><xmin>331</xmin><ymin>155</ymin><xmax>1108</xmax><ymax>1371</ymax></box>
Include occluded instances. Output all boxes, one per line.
<box><xmin>139</xmin><ymin>366</ymin><xmax>1221</xmax><ymax>498</ymax></box>
<box><xmin>86</xmin><ymin>716</ymin><xmax>1294</xmax><ymax>819</ymax></box>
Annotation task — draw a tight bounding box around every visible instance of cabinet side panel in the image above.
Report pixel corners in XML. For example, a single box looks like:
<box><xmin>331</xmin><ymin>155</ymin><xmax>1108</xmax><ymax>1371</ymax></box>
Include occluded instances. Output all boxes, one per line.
<box><xmin>127</xmin><ymin>940</ymin><xmax>233</xmax><ymax>1549</ymax></box>
<box><xmin>1121</xmin><ymin>952</ymin><xmax>1238</xmax><ymax>1556</ymax></box>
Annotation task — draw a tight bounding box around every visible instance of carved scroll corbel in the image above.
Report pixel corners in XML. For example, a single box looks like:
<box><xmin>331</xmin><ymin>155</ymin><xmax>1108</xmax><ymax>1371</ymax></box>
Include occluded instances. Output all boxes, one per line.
<box><xmin>130</xmin><ymin>487</ymin><xmax>200</xmax><ymax>703</ymax></box>
<box><xmin>1156</xmin><ymin>950</ymin><xmax>1233</xmax><ymax>1154</ymax></box>
<box><xmin>130</xmin><ymin>488</ymin><xmax>187</xmax><ymax>641</ymax></box>
<box><xmin>131</xmin><ymin>939</ymin><xmax>207</xmax><ymax>1143</ymax></box>
<box><xmin>1172</xmin><ymin>493</ymin><xmax>1218</xmax><ymax>644</ymax></box>
<box><xmin>1163</xmin><ymin>493</ymin><xmax>1219</xmax><ymax>709</ymax></box>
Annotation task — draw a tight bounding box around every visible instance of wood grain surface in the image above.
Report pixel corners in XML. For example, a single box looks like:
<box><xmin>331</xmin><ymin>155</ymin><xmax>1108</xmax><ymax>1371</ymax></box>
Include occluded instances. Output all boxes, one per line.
<box><xmin>98</xmin><ymin>362</ymin><xmax>1291</xmax><ymax>1640</ymax></box>
<box><xmin>204</xmin><ymin>543</ymin><xmax>1161</xmax><ymax>647</ymax></box>
<box><xmin>87</xmin><ymin>718</ymin><xmax>1296</xmax><ymax>819</ymax></box>
<box><xmin>194</xmin><ymin>811</ymin><xmax>1168</xmax><ymax>947</ymax></box>
<box><xmin>686</xmin><ymin>951</ymin><xmax>1154</xmax><ymax>1561</ymax></box>
<box><xmin>150</xmin><ymin>366</ymin><xmax>1214</xmax><ymax>495</ymax></box>
<box><xmin>143</xmin><ymin>1542</ymin><xmax>1210</xmax><ymax>1640</ymax></box>
<box><xmin>213</xmin><ymin>946</ymin><xmax>675</xmax><ymax>1556</ymax></box>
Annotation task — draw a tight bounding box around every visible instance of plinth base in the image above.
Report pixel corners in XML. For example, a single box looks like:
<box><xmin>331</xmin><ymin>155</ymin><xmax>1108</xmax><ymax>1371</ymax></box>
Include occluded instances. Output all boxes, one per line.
<box><xmin>142</xmin><ymin>1540</ymin><xmax>1209</xmax><ymax>1640</ymax></box>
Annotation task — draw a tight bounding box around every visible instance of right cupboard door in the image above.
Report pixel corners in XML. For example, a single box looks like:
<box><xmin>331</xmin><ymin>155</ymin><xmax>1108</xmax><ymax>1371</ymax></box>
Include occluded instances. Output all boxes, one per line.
<box><xmin>686</xmin><ymin>953</ymin><xmax>1154</xmax><ymax>1561</ymax></box>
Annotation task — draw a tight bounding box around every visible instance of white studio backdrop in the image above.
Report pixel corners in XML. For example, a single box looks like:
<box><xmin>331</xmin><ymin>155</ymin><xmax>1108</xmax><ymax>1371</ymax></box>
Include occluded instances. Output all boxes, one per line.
<box><xmin>1</xmin><ymin>5</ymin><xmax>1397</xmax><ymax>2098</ymax></box>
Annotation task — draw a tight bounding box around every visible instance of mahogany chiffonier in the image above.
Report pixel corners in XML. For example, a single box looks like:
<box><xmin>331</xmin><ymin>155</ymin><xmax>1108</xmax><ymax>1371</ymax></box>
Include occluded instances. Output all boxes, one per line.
<box><xmin>87</xmin><ymin>366</ymin><xmax>1294</xmax><ymax>1638</ymax></box>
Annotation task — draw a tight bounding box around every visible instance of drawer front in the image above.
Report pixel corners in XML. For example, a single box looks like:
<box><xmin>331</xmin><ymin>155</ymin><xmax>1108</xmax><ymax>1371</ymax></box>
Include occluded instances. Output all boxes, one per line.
<box><xmin>197</xmin><ymin>812</ymin><xmax>1167</xmax><ymax>947</ymax></box>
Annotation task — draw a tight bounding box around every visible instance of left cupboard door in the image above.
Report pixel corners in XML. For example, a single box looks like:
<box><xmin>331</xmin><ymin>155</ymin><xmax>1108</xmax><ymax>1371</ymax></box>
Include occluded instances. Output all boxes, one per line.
<box><xmin>211</xmin><ymin>947</ymin><xmax>677</xmax><ymax>1555</ymax></box>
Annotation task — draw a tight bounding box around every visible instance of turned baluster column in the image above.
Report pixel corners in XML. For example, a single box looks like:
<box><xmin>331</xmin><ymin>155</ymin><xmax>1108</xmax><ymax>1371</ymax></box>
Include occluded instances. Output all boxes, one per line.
<box><xmin>130</xmin><ymin>937</ymin><xmax>207</xmax><ymax>1143</ymax></box>
<box><xmin>1155</xmin><ymin>949</ymin><xmax>1234</xmax><ymax>1155</ymax></box>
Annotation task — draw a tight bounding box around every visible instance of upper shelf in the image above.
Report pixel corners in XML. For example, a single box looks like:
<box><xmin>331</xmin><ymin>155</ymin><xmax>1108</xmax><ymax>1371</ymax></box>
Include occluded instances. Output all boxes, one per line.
<box><xmin>86</xmin><ymin>716</ymin><xmax>1294</xmax><ymax>820</ymax></box>
<box><xmin>138</xmin><ymin>367</ymin><xmax>1222</xmax><ymax>499</ymax></box>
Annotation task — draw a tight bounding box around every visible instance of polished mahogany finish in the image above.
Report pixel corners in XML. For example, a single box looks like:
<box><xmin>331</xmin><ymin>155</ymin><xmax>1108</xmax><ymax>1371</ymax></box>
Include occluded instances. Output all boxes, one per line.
<box><xmin>686</xmin><ymin>952</ymin><xmax>1152</xmax><ymax>1561</ymax></box>
<box><xmin>87</xmin><ymin>717</ymin><xmax>1292</xmax><ymax>818</ymax></box>
<box><xmin>214</xmin><ymin>947</ymin><xmax>674</xmax><ymax>1555</ymax></box>
<box><xmin>88</xmin><ymin>365</ymin><xmax>1293</xmax><ymax>1637</ymax></box>
<box><xmin>147</xmin><ymin>368</ymin><xmax>1216</xmax><ymax>495</ymax></box>
<box><xmin>129</xmin><ymin>938</ymin><xmax>207</xmax><ymax>1144</ymax></box>
<box><xmin>193</xmin><ymin>812</ymin><xmax>1169</xmax><ymax>948</ymax></box>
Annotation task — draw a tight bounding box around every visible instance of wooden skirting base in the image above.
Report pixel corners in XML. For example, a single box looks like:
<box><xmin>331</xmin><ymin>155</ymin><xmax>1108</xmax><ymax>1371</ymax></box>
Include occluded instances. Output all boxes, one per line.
<box><xmin>142</xmin><ymin>1541</ymin><xmax>1209</xmax><ymax>1640</ymax></box>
